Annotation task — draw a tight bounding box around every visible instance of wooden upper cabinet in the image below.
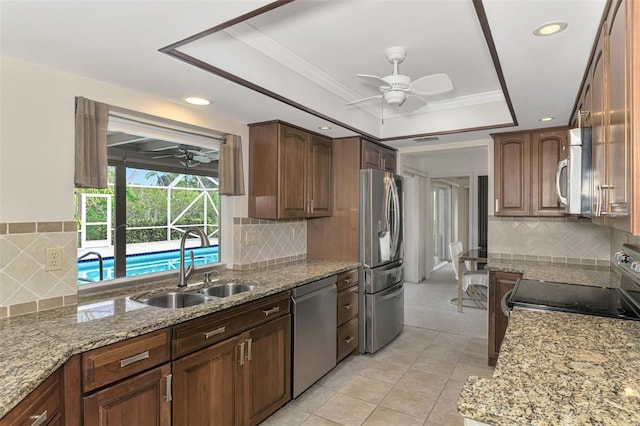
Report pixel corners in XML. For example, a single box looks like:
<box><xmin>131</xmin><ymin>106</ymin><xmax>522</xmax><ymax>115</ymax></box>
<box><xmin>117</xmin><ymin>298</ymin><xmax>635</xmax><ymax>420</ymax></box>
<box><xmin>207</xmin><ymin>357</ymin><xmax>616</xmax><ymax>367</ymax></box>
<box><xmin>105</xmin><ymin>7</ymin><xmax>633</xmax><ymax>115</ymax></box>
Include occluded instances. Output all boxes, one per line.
<box><xmin>494</xmin><ymin>133</ymin><xmax>531</xmax><ymax>216</ymax></box>
<box><xmin>361</xmin><ymin>140</ymin><xmax>397</xmax><ymax>173</ymax></box>
<box><xmin>531</xmin><ymin>130</ymin><xmax>568</xmax><ymax>216</ymax></box>
<box><xmin>249</xmin><ymin>121</ymin><xmax>332</xmax><ymax>219</ymax></box>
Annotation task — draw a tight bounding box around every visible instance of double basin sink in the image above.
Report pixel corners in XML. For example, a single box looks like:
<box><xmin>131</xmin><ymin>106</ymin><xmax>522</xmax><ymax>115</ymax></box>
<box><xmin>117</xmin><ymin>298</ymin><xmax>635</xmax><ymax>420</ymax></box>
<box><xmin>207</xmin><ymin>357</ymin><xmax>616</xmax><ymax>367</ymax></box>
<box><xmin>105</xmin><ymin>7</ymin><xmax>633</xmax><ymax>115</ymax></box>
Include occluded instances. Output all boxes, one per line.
<box><xmin>135</xmin><ymin>282</ymin><xmax>257</xmax><ymax>308</ymax></box>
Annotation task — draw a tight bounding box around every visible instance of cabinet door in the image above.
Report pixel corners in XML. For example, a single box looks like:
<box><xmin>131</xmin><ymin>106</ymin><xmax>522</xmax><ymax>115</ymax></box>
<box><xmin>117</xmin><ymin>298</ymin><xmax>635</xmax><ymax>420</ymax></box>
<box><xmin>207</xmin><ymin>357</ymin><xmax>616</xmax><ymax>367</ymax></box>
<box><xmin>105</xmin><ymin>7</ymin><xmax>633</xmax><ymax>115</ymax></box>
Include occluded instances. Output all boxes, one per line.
<box><xmin>382</xmin><ymin>148</ymin><xmax>397</xmax><ymax>173</ymax></box>
<box><xmin>361</xmin><ymin>140</ymin><xmax>382</xmax><ymax>169</ymax></box>
<box><xmin>173</xmin><ymin>336</ymin><xmax>245</xmax><ymax>426</ymax></box>
<box><xmin>531</xmin><ymin>130</ymin><xmax>568</xmax><ymax>216</ymax></box>
<box><xmin>494</xmin><ymin>133</ymin><xmax>531</xmax><ymax>216</ymax></box>
<box><xmin>83</xmin><ymin>364</ymin><xmax>171</xmax><ymax>426</ymax></box>
<box><xmin>488</xmin><ymin>272</ymin><xmax>521</xmax><ymax>366</ymax></box>
<box><xmin>307</xmin><ymin>134</ymin><xmax>332</xmax><ymax>217</ymax></box>
<box><xmin>591</xmin><ymin>29</ymin><xmax>607</xmax><ymax>225</ymax></box>
<box><xmin>278</xmin><ymin>125</ymin><xmax>308</xmax><ymax>218</ymax></box>
<box><xmin>607</xmin><ymin>0</ymin><xmax>631</xmax><ymax>227</ymax></box>
<box><xmin>246</xmin><ymin>315</ymin><xmax>291</xmax><ymax>426</ymax></box>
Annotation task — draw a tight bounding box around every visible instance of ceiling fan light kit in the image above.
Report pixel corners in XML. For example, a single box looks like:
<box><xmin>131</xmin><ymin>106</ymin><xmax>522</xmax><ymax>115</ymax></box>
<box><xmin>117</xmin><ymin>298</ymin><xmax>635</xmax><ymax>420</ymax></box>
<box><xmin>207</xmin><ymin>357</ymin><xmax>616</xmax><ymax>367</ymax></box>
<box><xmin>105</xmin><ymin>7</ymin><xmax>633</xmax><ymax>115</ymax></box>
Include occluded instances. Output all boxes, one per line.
<box><xmin>347</xmin><ymin>46</ymin><xmax>453</xmax><ymax>113</ymax></box>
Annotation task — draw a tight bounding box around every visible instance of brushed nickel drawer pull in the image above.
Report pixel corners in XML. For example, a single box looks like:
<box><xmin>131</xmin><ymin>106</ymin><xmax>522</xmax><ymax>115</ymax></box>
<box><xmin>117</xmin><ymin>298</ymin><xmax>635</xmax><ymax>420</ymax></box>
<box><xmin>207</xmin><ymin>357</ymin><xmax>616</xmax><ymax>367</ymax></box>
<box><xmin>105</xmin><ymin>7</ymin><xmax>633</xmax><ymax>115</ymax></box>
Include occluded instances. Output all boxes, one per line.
<box><xmin>263</xmin><ymin>306</ymin><xmax>280</xmax><ymax>316</ymax></box>
<box><xmin>203</xmin><ymin>326</ymin><xmax>226</xmax><ymax>339</ymax></box>
<box><xmin>344</xmin><ymin>303</ymin><xmax>352</xmax><ymax>310</ymax></box>
<box><xmin>30</xmin><ymin>410</ymin><xmax>47</xmax><ymax>426</ymax></box>
<box><xmin>344</xmin><ymin>336</ymin><xmax>354</xmax><ymax>344</ymax></box>
<box><xmin>344</xmin><ymin>279</ymin><xmax>351</xmax><ymax>284</ymax></box>
<box><xmin>120</xmin><ymin>351</ymin><xmax>150</xmax><ymax>368</ymax></box>
<box><xmin>247</xmin><ymin>338</ymin><xmax>253</xmax><ymax>361</ymax></box>
<box><xmin>164</xmin><ymin>374</ymin><xmax>173</xmax><ymax>402</ymax></box>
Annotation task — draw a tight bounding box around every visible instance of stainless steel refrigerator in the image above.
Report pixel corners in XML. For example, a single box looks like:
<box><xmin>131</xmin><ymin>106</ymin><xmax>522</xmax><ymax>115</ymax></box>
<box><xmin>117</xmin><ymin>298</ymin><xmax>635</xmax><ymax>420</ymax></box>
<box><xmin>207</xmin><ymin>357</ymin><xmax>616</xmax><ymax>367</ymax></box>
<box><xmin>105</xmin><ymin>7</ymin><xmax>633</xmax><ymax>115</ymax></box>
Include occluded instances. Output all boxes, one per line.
<box><xmin>359</xmin><ymin>169</ymin><xmax>404</xmax><ymax>353</ymax></box>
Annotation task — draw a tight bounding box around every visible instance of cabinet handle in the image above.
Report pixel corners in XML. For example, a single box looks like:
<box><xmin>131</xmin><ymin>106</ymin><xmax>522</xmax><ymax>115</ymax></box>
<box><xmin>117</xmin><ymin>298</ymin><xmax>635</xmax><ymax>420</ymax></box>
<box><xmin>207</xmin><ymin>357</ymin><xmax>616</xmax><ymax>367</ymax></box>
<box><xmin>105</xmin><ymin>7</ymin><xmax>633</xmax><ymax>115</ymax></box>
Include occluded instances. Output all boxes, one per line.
<box><xmin>30</xmin><ymin>410</ymin><xmax>47</xmax><ymax>426</ymax></box>
<box><xmin>164</xmin><ymin>374</ymin><xmax>173</xmax><ymax>402</ymax></box>
<box><xmin>344</xmin><ymin>278</ymin><xmax>351</xmax><ymax>285</ymax></box>
<box><xmin>495</xmin><ymin>198</ymin><xmax>499</xmax><ymax>213</ymax></box>
<box><xmin>344</xmin><ymin>336</ymin><xmax>354</xmax><ymax>344</ymax></box>
<box><xmin>344</xmin><ymin>303</ymin><xmax>352</xmax><ymax>310</ymax></box>
<box><xmin>310</xmin><ymin>199</ymin><xmax>314</xmax><ymax>214</ymax></box>
<box><xmin>238</xmin><ymin>342</ymin><xmax>245</xmax><ymax>365</ymax></box>
<box><xmin>263</xmin><ymin>306</ymin><xmax>280</xmax><ymax>316</ymax></box>
<box><xmin>120</xmin><ymin>351</ymin><xmax>149</xmax><ymax>368</ymax></box>
<box><xmin>246</xmin><ymin>338</ymin><xmax>253</xmax><ymax>361</ymax></box>
<box><xmin>203</xmin><ymin>326</ymin><xmax>226</xmax><ymax>339</ymax></box>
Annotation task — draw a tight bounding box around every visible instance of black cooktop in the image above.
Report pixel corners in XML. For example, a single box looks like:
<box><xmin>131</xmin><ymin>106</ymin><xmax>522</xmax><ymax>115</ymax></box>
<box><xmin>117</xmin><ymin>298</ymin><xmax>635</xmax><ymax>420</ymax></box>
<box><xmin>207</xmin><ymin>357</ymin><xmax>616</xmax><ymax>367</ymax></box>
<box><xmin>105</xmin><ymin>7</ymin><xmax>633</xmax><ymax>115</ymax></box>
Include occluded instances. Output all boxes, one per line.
<box><xmin>509</xmin><ymin>279</ymin><xmax>640</xmax><ymax>320</ymax></box>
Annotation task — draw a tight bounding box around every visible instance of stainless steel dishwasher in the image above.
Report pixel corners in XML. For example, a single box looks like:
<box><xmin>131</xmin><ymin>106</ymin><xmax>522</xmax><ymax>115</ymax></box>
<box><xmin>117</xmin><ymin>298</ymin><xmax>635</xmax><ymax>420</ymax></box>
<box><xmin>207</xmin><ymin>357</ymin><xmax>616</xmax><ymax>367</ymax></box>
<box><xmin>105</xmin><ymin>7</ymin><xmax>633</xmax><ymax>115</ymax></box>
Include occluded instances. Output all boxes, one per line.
<box><xmin>291</xmin><ymin>275</ymin><xmax>337</xmax><ymax>398</ymax></box>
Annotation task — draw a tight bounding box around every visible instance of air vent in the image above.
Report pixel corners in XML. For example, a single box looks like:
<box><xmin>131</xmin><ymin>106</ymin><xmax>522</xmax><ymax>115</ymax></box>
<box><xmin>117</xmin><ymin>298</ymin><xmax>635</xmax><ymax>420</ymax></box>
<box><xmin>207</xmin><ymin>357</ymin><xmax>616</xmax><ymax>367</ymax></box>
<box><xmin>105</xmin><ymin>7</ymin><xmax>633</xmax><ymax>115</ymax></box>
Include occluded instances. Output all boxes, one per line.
<box><xmin>414</xmin><ymin>136</ymin><xmax>440</xmax><ymax>143</ymax></box>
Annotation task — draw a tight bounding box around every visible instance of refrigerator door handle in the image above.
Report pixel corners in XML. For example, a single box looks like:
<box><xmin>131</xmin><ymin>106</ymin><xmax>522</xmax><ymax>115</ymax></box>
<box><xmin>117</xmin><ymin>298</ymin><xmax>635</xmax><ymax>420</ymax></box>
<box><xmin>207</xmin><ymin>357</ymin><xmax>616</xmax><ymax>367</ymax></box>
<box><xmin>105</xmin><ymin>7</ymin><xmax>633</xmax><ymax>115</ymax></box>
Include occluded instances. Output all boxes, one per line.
<box><xmin>379</xmin><ymin>176</ymin><xmax>390</xmax><ymax>238</ymax></box>
<box><xmin>390</xmin><ymin>177</ymin><xmax>401</xmax><ymax>260</ymax></box>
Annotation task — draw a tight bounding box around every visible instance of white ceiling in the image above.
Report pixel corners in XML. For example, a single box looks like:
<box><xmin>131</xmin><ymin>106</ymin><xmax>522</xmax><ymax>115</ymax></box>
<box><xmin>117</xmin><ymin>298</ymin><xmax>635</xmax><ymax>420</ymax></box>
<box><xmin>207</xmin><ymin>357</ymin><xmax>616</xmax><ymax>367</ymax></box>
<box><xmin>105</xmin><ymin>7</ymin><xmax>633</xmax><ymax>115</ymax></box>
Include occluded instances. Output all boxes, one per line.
<box><xmin>1</xmin><ymin>0</ymin><xmax>606</xmax><ymax>149</ymax></box>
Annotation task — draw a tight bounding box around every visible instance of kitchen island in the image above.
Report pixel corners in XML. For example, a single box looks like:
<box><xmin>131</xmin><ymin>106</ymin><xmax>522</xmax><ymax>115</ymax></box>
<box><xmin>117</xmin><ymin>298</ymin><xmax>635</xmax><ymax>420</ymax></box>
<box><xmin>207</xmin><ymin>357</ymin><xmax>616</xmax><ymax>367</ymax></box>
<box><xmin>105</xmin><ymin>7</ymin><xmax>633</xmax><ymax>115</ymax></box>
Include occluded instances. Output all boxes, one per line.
<box><xmin>458</xmin><ymin>308</ymin><xmax>640</xmax><ymax>425</ymax></box>
<box><xmin>0</xmin><ymin>259</ymin><xmax>359</xmax><ymax>419</ymax></box>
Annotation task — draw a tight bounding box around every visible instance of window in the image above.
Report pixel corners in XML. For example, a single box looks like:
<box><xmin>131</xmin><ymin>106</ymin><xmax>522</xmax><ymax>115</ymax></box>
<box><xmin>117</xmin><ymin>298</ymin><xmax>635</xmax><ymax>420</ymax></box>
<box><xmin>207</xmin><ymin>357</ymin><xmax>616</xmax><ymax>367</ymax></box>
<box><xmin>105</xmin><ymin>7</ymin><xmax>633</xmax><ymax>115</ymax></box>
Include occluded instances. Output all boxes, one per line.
<box><xmin>76</xmin><ymin>114</ymin><xmax>223</xmax><ymax>288</ymax></box>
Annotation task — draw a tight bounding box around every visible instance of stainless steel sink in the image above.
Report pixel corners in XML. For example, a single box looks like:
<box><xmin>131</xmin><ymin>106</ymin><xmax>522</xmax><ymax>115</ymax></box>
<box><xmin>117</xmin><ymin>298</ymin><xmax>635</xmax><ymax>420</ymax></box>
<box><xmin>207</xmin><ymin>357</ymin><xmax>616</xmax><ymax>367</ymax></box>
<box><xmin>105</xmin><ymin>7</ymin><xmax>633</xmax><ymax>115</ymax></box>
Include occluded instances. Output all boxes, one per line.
<box><xmin>135</xmin><ymin>292</ymin><xmax>210</xmax><ymax>308</ymax></box>
<box><xmin>199</xmin><ymin>283</ymin><xmax>257</xmax><ymax>298</ymax></box>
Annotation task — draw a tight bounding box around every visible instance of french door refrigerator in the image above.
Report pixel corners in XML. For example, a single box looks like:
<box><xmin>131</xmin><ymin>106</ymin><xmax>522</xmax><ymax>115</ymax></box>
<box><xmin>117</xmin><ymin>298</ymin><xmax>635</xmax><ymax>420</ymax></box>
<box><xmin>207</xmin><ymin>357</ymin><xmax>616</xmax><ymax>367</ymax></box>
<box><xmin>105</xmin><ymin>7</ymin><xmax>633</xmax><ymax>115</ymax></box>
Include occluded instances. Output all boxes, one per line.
<box><xmin>359</xmin><ymin>169</ymin><xmax>404</xmax><ymax>353</ymax></box>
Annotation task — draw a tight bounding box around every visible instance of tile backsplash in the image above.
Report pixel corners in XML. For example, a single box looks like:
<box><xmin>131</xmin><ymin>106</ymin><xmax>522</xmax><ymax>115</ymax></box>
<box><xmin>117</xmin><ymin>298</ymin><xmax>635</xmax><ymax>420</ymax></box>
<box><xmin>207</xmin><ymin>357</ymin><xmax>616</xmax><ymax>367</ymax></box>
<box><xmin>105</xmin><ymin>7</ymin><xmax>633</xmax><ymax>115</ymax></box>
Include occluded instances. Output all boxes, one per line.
<box><xmin>0</xmin><ymin>222</ymin><xmax>78</xmax><ymax>317</ymax></box>
<box><xmin>232</xmin><ymin>217</ymin><xmax>307</xmax><ymax>270</ymax></box>
<box><xmin>488</xmin><ymin>216</ymin><xmax>610</xmax><ymax>263</ymax></box>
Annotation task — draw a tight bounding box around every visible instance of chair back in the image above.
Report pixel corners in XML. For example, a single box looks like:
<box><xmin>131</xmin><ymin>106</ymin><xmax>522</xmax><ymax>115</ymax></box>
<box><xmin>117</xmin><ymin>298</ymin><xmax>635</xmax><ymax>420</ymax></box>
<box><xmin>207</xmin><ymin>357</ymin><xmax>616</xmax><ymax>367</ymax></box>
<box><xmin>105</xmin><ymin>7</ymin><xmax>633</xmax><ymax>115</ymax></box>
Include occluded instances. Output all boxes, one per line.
<box><xmin>448</xmin><ymin>241</ymin><xmax>463</xmax><ymax>280</ymax></box>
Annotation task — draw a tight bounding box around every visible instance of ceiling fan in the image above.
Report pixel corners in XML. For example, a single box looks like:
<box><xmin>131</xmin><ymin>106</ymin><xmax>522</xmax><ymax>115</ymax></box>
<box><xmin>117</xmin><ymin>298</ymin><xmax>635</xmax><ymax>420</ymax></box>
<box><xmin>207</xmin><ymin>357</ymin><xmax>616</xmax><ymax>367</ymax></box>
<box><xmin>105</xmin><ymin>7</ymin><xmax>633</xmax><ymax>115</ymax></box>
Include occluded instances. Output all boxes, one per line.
<box><xmin>347</xmin><ymin>46</ymin><xmax>453</xmax><ymax>112</ymax></box>
<box><xmin>151</xmin><ymin>145</ymin><xmax>215</xmax><ymax>168</ymax></box>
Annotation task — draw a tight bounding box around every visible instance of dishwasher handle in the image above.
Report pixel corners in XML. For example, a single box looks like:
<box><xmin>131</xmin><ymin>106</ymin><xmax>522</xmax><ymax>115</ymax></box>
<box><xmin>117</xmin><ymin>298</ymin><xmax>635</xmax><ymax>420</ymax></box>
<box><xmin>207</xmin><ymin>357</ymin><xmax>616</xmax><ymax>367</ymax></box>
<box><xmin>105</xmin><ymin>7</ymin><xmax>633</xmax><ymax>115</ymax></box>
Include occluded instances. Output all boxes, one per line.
<box><xmin>292</xmin><ymin>283</ymin><xmax>337</xmax><ymax>314</ymax></box>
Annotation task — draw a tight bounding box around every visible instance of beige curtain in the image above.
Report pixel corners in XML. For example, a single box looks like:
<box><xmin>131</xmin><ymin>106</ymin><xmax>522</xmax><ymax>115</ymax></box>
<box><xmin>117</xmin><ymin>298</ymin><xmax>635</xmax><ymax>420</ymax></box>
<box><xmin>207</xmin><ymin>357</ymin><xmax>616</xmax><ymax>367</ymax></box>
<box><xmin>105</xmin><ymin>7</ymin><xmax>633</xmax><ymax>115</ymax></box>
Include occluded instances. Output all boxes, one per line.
<box><xmin>219</xmin><ymin>134</ymin><xmax>245</xmax><ymax>196</ymax></box>
<box><xmin>74</xmin><ymin>97</ymin><xmax>109</xmax><ymax>188</ymax></box>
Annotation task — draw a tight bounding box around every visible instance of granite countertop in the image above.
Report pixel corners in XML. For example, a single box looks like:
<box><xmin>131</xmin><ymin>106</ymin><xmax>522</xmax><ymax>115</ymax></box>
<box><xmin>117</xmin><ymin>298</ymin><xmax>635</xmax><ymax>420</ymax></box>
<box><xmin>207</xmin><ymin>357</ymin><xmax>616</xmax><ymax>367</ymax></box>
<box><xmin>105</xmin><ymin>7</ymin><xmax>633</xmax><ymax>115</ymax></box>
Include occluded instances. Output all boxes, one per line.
<box><xmin>486</xmin><ymin>258</ymin><xmax>618</xmax><ymax>287</ymax></box>
<box><xmin>458</xmin><ymin>308</ymin><xmax>640</xmax><ymax>425</ymax></box>
<box><xmin>0</xmin><ymin>259</ymin><xmax>359</xmax><ymax>419</ymax></box>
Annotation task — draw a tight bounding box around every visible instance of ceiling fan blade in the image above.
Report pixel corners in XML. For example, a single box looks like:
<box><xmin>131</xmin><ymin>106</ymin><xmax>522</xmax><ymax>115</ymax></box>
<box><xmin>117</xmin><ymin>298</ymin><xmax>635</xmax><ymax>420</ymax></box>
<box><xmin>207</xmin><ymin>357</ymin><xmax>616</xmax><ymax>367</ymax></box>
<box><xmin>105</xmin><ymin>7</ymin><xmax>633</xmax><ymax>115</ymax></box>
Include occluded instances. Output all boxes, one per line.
<box><xmin>356</xmin><ymin>74</ymin><xmax>391</xmax><ymax>90</ymax></box>
<box><xmin>399</xmin><ymin>94</ymin><xmax>427</xmax><ymax>111</ymax></box>
<box><xmin>411</xmin><ymin>73</ymin><xmax>453</xmax><ymax>95</ymax></box>
<box><xmin>153</xmin><ymin>153</ymin><xmax>183</xmax><ymax>160</ymax></box>
<box><xmin>193</xmin><ymin>154</ymin><xmax>211</xmax><ymax>163</ymax></box>
<box><xmin>346</xmin><ymin>94</ymin><xmax>383</xmax><ymax>106</ymax></box>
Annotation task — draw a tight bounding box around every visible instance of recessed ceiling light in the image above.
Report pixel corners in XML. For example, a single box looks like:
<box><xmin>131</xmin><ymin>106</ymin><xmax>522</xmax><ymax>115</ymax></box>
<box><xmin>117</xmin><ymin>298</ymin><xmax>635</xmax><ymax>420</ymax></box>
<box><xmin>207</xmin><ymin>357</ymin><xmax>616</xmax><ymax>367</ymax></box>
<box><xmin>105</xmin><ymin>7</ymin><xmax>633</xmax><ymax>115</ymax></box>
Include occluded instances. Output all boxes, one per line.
<box><xmin>318</xmin><ymin>126</ymin><xmax>331</xmax><ymax>130</ymax></box>
<box><xmin>533</xmin><ymin>22</ymin><xmax>568</xmax><ymax>36</ymax></box>
<box><xmin>184</xmin><ymin>96</ymin><xmax>210</xmax><ymax>106</ymax></box>
<box><xmin>539</xmin><ymin>117</ymin><xmax>555</xmax><ymax>122</ymax></box>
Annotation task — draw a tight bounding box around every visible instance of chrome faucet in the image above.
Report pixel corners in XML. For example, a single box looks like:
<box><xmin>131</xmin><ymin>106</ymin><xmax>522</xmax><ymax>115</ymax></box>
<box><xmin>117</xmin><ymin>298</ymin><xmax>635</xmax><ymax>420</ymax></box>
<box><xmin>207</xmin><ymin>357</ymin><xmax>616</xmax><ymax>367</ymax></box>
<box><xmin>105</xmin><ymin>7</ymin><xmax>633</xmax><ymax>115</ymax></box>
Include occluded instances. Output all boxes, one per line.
<box><xmin>178</xmin><ymin>227</ymin><xmax>210</xmax><ymax>287</ymax></box>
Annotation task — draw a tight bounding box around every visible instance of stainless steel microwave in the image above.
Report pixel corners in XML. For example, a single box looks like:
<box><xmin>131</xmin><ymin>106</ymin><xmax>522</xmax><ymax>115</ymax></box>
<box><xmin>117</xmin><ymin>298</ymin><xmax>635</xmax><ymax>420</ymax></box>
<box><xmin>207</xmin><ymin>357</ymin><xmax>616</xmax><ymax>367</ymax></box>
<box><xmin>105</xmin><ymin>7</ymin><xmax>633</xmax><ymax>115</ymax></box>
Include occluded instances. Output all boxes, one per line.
<box><xmin>555</xmin><ymin>127</ymin><xmax>592</xmax><ymax>216</ymax></box>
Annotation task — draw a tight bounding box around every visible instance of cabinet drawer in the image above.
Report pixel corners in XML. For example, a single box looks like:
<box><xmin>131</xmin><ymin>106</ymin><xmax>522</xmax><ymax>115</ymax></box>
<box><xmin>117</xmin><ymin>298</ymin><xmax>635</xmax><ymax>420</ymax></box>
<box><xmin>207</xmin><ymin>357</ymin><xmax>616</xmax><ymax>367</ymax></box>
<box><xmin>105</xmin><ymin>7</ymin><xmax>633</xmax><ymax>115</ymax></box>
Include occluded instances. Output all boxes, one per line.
<box><xmin>337</xmin><ymin>317</ymin><xmax>359</xmax><ymax>362</ymax></box>
<box><xmin>1</xmin><ymin>370</ymin><xmax>62</xmax><ymax>426</ymax></box>
<box><xmin>337</xmin><ymin>286</ymin><xmax>358</xmax><ymax>326</ymax></box>
<box><xmin>336</xmin><ymin>269</ymin><xmax>359</xmax><ymax>292</ymax></box>
<box><xmin>173</xmin><ymin>291</ymin><xmax>291</xmax><ymax>358</ymax></box>
<box><xmin>82</xmin><ymin>329</ymin><xmax>171</xmax><ymax>393</ymax></box>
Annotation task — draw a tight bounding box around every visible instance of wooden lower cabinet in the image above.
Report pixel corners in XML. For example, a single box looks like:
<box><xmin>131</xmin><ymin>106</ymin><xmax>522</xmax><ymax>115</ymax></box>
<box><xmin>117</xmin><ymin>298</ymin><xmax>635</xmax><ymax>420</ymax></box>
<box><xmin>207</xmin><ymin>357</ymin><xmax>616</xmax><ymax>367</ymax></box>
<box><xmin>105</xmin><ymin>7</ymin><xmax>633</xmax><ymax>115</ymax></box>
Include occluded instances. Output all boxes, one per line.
<box><xmin>172</xmin><ymin>314</ymin><xmax>291</xmax><ymax>426</ymax></box>
<box><xmin>83</xmin><ymin>364</ymin><xmax>171</xmax><ymax>426</ymax></box>
<box><xmin>0</xmin><ymin>369</ymin><xmax>63</xmax><ymax>426</ymax></box>
<box><xmin>488</xmin><ymin>271</ymin><xmax>522</xmax><ymax>366</ymax></box>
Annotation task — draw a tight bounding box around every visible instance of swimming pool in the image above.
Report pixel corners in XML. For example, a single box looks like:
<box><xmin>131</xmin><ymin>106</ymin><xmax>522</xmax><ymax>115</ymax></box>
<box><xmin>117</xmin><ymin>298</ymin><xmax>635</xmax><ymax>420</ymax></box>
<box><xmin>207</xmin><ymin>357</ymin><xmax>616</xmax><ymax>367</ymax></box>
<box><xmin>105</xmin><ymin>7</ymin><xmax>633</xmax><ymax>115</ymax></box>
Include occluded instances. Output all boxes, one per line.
<box><xmin>77</xmin><ymin>246</ymin><xmax>219</xmax><ymax>284</ymax></box>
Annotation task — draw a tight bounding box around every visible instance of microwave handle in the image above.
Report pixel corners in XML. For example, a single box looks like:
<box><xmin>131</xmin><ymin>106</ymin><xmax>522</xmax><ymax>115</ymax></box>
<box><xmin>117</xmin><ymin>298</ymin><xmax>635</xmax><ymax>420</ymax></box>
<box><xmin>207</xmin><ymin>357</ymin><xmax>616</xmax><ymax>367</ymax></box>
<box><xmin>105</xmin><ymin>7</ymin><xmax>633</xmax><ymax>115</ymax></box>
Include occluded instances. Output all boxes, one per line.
<box><xmin>555</xmin><ymin>158</ymin><xmax>568</xmax><ymax>205</ymax></box>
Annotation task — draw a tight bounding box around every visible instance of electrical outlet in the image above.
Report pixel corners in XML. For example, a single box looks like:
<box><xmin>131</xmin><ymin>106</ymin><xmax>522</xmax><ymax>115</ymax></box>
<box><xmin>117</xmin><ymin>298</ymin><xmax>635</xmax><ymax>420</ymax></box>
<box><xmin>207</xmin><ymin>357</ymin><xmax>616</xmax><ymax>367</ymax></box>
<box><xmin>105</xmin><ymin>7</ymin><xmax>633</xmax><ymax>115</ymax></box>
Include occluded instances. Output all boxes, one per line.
<box><xmin>245</xmin><ymin>231</ymin><xmax>257</xmax><ymax>245</ymax></box>
<box><xmin>45</xmin><ymin>247</ymin><xmax>62</xmax><ymax>271</ymax></box>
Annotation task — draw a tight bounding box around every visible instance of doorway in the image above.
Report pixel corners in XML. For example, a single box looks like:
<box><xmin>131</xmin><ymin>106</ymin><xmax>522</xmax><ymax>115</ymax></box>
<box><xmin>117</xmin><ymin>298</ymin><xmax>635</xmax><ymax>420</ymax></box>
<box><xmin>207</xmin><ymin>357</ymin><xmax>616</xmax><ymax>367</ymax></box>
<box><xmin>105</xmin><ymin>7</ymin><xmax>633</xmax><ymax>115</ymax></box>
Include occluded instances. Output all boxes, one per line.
<box><xmin>432</xmin><ymin>182</ymin><xmax>451</xmax><ymax>270</ymax></box>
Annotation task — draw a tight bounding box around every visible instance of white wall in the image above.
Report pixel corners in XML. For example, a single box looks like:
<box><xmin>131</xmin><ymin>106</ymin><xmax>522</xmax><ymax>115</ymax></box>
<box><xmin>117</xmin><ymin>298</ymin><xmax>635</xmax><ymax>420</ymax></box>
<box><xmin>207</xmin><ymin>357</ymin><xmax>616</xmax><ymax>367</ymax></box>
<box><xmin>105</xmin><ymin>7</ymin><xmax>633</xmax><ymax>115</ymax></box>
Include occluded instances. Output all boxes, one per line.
<box><xmin>0</xmin><ymin>56</ymin><xmax>249</xmax><ymax>265</ymax></box>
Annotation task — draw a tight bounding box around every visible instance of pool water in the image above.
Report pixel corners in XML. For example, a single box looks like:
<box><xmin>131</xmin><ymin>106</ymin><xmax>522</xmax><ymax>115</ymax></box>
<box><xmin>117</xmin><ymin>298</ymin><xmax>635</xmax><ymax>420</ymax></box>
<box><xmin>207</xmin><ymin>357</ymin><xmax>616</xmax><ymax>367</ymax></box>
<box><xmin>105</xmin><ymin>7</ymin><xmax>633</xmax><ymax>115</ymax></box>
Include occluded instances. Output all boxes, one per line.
<box><xmin>78</xmin><ymin>246</ymin><xmax>219</xmax><ymax>284</ymax></box>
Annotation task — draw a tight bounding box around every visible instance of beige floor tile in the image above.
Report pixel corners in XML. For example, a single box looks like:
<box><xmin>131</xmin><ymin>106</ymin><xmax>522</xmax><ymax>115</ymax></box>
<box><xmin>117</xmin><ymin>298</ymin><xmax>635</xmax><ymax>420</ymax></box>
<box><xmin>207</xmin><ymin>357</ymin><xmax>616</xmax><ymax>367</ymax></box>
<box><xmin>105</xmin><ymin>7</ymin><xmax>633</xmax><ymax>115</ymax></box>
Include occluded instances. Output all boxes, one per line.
<box><xmin>289</xmin><ymin>385</ymin><xmax>336</xmax><ymax>413</ymax></box>
<box><xmin>359</xmin><ymin>360</ymin><xmax>408</xmax><ymax>384</ymax></box>
<box><xmin>338</xmin><ymin>375</ymin><xmax>393</xmax><ymax>404</ymax></box>
<box><xmin>317</xmin><ymin>361</ymin><xmax>361</xmax><ymax>391</ymax></box>
<box><xmin>450</xmin><ymin>363</ymin><xmax>494</xmax><ymax>381</ymax></box>
<box><xmin>372</xmin><ymin>346</ymin><xmax>421</xmax><ymax>368</ymax></box>
<box><xmin>438</xmin><ymin>379</ymin><xmax>467</xmax><ymax>402</ymax></box>
<box><xmin>362</xmin><ymin>406</ymin><xmax>424</xmax><ymax>426</ymax></box>
<box><xmin>458</xmin><ymin>350</ymin><xmax>490</xmax><ymax>368</ymax></box>
<box><xmin>302</xmin><ymin>415</ymin><xmax>343</xmax><ymax>425</ymax></box>
<box><xmin>262</xmin><ymin>405</ymin><xmax>311</xmax><ymax>425</ymax></box>
<box><xmin>410</xmin><ymin>355</ymin><xmax>457</xmax><ymax>378</ymax></box>
<box><xmin>426</xmin><ymin>398</ymin><xmax>465</xmax><ymax>426</ymax></box>
<box><xmin>464</xmin><ymin>338</ymin><xmax>488</xmax><ymax>354</ymax></box>
<box><xmin>379</xmin><ymin>387</ymin><xmax>438</xmax><ymax>419</ymax></box>
<box><xmin>314</xmin><ymin>394</ymin><xmax>377</xmax><ymax>426</ymax></box>
<box><xmin>421</xmin><ymin>345</ymin><xmax>465</xmax><ymax>362</ymax></box>
<box><xmin>396</xmin><ymin>369</ymin><xmax>448</xmax><ymax>397</ymax></box>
